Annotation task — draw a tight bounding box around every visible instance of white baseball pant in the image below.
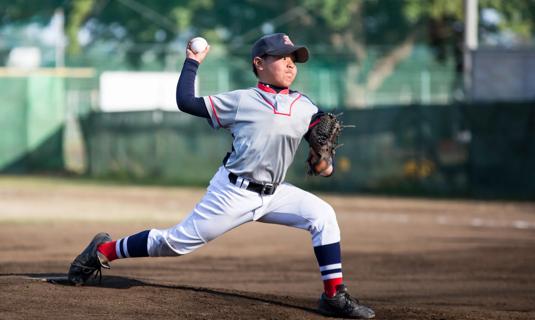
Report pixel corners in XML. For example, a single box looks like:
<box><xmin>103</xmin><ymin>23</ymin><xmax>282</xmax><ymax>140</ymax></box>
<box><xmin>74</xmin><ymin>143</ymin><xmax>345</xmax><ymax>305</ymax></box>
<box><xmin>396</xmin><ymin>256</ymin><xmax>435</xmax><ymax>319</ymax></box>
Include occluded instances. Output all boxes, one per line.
<box><xmin>147</xmin><ymin>166</ymin><xmax>340</xmax><ymax>256</ymax></box>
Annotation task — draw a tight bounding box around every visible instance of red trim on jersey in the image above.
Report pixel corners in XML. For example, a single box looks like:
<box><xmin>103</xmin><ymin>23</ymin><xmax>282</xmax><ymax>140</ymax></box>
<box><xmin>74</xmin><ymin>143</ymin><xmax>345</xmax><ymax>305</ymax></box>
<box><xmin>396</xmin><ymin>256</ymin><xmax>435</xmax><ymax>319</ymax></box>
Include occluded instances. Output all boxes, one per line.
<box><xmin>258</xmin><ymin>93</ymin><xmax>302</xmax><ymax>116</ymax></box>
<box><xmin>208</xmin><ymin>96</ymin><xmax>223</xmax><ymax>127</ymax></box>
<box><xmin>309</xmin><ymin>118</ymin><xmax>321</xmax><ymax>129</ymax></box>
<box><xmin>257</xmin><ymin>82</ymin><xmax>290</xmax><ymax>95</ymax></box>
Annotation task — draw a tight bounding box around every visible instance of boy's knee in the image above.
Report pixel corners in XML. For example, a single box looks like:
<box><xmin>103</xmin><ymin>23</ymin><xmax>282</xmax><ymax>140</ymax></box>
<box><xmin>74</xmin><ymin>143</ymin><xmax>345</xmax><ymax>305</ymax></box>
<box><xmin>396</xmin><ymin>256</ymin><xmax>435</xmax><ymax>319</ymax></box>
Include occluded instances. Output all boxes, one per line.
<box><xmin>147</xmin><ymin>228</ymin><xmax>203</xmax><ymax>257</ymax></box>
<box><xmin>323</xmin><ymin>204</ymin><xmax>340</xmax><ymax>235</ymax></box>
<box><xmin>311</xmin><ymin>203</ymin><xmax>340</xmax><ymax>245</ymax></box>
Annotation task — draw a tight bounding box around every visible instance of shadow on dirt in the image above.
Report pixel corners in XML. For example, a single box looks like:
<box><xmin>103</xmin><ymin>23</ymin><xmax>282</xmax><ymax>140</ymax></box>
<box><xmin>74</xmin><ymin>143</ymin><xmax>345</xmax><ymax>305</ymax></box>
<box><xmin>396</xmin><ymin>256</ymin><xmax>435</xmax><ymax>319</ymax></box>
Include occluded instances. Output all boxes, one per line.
<box><xmin>0</xmin><ymin>273</ymin><xmax>320</xmax><ymax>315</ymax></box>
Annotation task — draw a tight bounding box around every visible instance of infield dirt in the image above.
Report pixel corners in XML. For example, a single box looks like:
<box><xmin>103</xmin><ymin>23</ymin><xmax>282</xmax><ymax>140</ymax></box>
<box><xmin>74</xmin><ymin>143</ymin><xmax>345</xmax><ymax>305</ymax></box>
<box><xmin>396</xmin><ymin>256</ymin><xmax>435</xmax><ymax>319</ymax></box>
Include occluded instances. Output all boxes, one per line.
<box><xmin>1</xmin><ymin>176</ymin><xmax>534</xmax><ymax>319</ymax></box>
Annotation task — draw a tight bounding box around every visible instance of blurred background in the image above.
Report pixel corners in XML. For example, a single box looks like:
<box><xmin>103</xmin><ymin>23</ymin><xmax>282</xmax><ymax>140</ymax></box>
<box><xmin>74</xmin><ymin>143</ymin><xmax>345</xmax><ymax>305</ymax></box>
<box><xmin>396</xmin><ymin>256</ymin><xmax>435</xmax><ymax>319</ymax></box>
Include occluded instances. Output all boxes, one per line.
<box><xmin>0</xmin><ymin>0</ymin><xmax>534</xmax><ymax>198</ymax></box>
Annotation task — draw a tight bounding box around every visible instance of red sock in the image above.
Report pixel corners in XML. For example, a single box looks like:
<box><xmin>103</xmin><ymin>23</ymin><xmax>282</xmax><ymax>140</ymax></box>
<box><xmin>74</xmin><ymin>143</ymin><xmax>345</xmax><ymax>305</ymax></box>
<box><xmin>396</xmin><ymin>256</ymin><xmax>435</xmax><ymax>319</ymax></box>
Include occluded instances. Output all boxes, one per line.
<box><xmin>97</xmin><ymin>241</ymin><xmax>118</xmax><ymax>262</ymax></box>
<box><xmin>324</xmin><ymin>277</ymin><xmax>343</xmax><ymax>298</ymax></box>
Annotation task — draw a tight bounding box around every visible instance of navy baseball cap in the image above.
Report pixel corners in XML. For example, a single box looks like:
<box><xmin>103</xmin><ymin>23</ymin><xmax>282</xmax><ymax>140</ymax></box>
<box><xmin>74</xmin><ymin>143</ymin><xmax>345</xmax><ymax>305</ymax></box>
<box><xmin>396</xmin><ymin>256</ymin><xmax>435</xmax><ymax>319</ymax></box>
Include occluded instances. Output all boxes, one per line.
<box><xmin>251</xmin><ymin>33</ymin><xmax>309</xmax><ymax>63</ymax></box>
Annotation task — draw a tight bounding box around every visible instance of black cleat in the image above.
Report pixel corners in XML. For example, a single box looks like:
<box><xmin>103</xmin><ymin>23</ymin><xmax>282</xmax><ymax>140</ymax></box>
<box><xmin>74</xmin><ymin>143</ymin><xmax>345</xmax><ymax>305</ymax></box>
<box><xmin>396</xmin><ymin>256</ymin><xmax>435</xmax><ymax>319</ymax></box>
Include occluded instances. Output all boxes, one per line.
<box><xmin>318</xmin><ymin>284</ymin><xmax>375</xmax><ymax>319</ymax></box>
<box><xmin>68</xmin><ymin>232</ymin><xmax>112</xmax><ymax>286</ymax></box>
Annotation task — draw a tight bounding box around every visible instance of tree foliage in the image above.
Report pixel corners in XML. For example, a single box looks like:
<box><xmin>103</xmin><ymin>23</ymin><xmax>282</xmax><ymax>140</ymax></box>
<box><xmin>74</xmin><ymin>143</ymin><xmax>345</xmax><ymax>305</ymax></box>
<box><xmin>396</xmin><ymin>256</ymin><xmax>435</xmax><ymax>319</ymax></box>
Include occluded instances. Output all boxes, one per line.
<box><xmin>1</xmin><ymin>0</ymin><xmax>533</xmax><ymax>108</ymax></box>
<box><xmin>1</xmin><ymin>0</ymin><xmax>533</xmax><ymax>66</ymax></box>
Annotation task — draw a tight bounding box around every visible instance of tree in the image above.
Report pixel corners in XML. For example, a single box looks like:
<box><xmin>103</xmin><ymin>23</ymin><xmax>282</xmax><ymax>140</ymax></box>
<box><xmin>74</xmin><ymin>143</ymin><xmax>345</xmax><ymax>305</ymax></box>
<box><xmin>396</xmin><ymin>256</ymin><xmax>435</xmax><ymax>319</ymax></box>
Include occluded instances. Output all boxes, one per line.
<box><xmin>2</xmin><ymin>0</ymin><xmax>533</xmax><ymax>105</ymax></box>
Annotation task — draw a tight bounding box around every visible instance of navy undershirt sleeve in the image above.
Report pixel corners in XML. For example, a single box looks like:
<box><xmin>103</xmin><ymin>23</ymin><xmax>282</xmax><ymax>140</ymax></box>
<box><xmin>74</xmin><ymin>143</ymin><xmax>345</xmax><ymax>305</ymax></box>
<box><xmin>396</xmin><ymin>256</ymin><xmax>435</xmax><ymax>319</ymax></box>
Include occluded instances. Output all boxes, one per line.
<box><xmin>176</xmin><ymin>58</ymin><xmax>209</xmax><ymax>119</ymax></box>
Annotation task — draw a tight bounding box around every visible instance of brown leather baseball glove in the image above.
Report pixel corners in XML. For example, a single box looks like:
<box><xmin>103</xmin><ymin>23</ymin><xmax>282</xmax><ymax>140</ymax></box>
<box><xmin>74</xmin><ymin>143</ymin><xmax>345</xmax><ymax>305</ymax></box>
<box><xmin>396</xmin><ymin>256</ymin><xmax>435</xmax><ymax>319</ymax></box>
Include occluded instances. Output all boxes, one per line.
<box><xmin>307</xmin><ymin>113</ymin><xmax>342</xmax><ymax>176</ymax></box>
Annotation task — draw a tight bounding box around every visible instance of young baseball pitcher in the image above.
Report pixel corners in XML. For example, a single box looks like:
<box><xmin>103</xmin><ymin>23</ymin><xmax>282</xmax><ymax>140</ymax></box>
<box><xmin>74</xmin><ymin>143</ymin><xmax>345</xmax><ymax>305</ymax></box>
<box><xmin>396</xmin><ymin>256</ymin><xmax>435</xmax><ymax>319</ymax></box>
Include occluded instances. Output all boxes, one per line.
<box><xmin>68</xmin><ymin>33</ymin><xmax>375</xmax><ymax>319</ymax></box>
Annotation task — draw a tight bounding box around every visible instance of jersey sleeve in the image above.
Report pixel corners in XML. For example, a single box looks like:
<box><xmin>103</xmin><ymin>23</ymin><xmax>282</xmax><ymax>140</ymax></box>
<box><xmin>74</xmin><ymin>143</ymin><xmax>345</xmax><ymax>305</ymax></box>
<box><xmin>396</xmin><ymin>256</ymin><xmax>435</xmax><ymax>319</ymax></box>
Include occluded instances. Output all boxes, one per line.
<box><xmin>202</xmin><ymin>90</ymin><xmax>241</xmax><ymax>129</ymax></box>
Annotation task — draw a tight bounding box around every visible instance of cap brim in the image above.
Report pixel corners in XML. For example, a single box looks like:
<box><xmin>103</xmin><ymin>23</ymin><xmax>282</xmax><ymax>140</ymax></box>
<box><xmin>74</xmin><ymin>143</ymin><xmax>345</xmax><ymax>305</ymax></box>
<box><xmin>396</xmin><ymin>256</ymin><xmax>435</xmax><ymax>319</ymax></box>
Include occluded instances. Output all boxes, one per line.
<box><xmin>267</xmin><ymin>46</ymin><xmax>309</xmax><ymax>63</ymax></box>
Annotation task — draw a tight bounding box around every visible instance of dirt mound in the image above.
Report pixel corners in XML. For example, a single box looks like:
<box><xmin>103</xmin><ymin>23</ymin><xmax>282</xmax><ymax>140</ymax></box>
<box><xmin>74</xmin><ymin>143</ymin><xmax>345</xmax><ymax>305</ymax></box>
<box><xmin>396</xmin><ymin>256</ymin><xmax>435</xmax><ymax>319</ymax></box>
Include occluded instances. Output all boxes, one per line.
<box><xmin>1</xmin><ymin>179</ymin><xmax>534</xmax><ymax>319</ymax></box>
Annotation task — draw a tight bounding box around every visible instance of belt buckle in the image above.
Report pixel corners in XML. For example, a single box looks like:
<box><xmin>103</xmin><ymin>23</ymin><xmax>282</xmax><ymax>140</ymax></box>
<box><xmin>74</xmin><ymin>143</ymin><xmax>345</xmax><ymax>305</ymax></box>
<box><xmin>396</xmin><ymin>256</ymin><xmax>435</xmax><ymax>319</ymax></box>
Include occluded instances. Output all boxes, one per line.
<box><xmin>260</xmin><ymin>183</ymin><xmax>275</xmax><ymax>195</ymax></box>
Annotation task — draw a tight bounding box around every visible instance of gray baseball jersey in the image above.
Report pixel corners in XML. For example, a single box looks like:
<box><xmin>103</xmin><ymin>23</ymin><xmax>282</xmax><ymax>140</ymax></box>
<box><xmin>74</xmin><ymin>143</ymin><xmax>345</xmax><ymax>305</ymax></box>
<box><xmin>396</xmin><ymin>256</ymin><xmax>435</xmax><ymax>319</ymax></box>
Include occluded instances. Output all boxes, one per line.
<box><xmin>203</xmin><ymin>84</ymin><xmax>318</xmax><ymax>184</ymax></box>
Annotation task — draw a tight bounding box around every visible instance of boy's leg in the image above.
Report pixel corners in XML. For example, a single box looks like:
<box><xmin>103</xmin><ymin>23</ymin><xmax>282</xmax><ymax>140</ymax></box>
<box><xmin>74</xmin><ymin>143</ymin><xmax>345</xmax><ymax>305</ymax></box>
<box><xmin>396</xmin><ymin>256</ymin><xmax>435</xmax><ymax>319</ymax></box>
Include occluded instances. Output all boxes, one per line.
<box><xmin>258</xmin><ymin>183</ymin><xmax>375</xmax><ymax>319</ymax></box>
<box><xmin>258</xmin><ymin>183</ymin><xmax>342</xmax><ymax>296</ymax></box>
<box><xmin>145</xmin><ymin>167</ymin><xmax>263</xmax><ymax>256</ymax></box>
<box><xmin>68</xmin><ymin>167</ymin><xmax>262</xmax><ymax>285</ymax></box>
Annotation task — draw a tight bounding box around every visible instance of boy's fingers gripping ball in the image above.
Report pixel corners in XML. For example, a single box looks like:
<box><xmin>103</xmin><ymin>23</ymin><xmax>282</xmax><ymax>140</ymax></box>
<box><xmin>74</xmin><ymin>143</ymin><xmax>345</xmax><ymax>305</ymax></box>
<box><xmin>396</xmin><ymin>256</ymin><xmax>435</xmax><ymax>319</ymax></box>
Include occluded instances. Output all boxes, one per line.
<box><xmin>190</xmin><ymin>37</ymin><xmax>208</xmax><ymax>54</ymax></box>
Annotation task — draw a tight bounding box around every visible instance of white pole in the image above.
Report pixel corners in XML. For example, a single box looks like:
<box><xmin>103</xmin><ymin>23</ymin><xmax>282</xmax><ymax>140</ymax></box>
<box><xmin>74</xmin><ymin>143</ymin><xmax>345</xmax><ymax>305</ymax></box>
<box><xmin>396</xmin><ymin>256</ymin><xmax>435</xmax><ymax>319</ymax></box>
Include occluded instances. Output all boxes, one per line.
<box><xmin>464</xmin><ymin>0</ymin><xmax>478</xmax><ymax>100</ymax></box>
<box><xmin>464</xmin><ymin>0</ymin><xmax>478</xmax><ymax>50</ymax></box>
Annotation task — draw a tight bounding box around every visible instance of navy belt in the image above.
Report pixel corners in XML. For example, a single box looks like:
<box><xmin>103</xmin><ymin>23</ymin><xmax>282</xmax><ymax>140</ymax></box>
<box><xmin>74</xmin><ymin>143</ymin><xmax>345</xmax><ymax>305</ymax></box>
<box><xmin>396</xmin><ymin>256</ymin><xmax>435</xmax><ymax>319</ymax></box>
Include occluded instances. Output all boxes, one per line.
<box><xmin>228</xmin><ymin>172</ymin><xmax>278</xmax><ymax>195</ymax></box>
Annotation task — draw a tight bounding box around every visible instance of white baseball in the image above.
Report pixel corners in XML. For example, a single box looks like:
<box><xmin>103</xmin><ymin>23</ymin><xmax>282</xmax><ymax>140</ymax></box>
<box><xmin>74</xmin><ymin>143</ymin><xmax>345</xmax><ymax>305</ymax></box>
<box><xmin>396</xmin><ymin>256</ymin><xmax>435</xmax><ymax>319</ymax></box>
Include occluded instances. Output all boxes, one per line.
<box><xmin>190</xmin><ymin>37</ymin><xmax>208</xmax><ymax>53</ymax></box>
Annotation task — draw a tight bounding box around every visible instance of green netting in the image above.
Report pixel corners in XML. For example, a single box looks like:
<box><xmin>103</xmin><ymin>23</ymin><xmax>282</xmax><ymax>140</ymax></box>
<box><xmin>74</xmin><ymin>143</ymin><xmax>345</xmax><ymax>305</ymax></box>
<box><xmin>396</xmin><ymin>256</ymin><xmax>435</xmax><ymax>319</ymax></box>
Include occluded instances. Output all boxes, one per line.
<box><xmin>26</xmin><ymin>75</ymin><xmax>65</xmax><ymax>170</ymax></box>
<box><xmin>80</xmin><ymin>103</ymin><xmax>535</xmax><ymax>198</ymax></box>
<box><xmin>168</xmin><ymin>45</ymin><xmax>457</xmax><ymax>110</ymax></box>
<box><xmin>80</xmin><ymin>111</ymin><xmax>232</xmax><ymax>185</ymax></box>
<box><xmin>2</xmin><ymin>71</ymin><xmax>533</xmax><ymax>198</ymax></box>
<box><xmin>0</xmin><ymin>78</ymin><xmax>27</xmax><ymax>171</ymax></box>
<box><xmin>463</xmin><ymin>104</ymin><xmax>535</xmax><ymax>197</ymax></box>
<box><xmin>0</xmin><ymin>75</ymin><xmax>65</xmax><ymax>172</ymax></box>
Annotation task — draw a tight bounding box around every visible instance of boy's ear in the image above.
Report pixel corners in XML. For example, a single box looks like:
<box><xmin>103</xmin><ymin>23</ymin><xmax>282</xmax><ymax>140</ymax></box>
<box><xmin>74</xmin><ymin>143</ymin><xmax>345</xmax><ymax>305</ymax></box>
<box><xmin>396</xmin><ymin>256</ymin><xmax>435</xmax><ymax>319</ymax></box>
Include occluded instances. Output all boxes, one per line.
<box><xmin>253</xmin><ymin>57</ymin><xmax>264</xmax><ymax>72</ymax></box>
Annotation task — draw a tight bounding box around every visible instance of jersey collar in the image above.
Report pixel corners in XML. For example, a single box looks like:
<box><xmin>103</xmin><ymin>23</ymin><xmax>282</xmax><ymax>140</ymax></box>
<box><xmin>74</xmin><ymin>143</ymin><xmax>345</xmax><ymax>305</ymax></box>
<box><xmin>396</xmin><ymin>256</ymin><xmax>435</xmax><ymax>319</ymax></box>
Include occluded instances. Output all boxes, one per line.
<box><xmin>257</xmin><ymin>82</ymin><xmax>290</xmax><ymax>95</ymax></box>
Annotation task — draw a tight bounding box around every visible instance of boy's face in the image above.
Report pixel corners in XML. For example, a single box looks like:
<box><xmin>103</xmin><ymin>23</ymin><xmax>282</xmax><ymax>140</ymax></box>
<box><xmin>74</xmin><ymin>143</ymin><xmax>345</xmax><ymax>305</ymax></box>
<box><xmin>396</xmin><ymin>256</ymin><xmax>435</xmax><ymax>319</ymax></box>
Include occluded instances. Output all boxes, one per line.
<box><xmin>255</xmin><ymin>54</ymin><xmax>297</xmax><ymax>88</ymax></box>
